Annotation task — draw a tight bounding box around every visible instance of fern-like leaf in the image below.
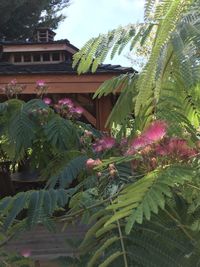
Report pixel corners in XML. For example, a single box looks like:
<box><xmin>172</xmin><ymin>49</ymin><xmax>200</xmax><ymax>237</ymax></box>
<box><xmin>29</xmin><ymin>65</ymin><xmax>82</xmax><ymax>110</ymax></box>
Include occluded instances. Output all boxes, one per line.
<box><xmin>106</xmin><ymin>165</ymin><xmax>194</xmax><ymax>234</ymax></box>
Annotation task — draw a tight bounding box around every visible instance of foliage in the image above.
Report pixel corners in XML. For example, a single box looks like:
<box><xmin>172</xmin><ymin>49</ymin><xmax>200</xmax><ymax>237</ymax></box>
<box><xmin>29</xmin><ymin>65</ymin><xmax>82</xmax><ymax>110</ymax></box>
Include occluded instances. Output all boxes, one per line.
<box><xmin>74</xmin><ymin>0</ymin><xmax>200</xmax><ymax>133</ymax></box>
<box><xmin>73</xmin><ymin>24</ymin><xmax>136</xmax><ymax>74</ymax></box>
<box><xmin>0</xmin><ymin>0</ymin><xmax>70</xmax><ymax>40</ymax></box>
<box><xmin>0</xmin><ymin>250</ymin><xmax>34</xmax><ymax>267</ymax></box>
<box><xmin>76</xmin><ymin>197</ymin><xmax>200</xmax><ymax>267</ymax></box>
<box><xmin>1</xmin><ymin>1</ymin><xmax>200</xmax><ymax>267</ymax></box>
<box><xmin>65</xmin><ymin>0</ymin><xmax>200</xmax><ymax>266</ymax></box>
<box><xmin>0</xmin><ymin>98</ymin><xmax>78</xmax><ymax>162</ymax></box>
<box><xmin>0</xmin><ymin>189</ymin><xmax>74</xmax><ymax>232</ymax></box>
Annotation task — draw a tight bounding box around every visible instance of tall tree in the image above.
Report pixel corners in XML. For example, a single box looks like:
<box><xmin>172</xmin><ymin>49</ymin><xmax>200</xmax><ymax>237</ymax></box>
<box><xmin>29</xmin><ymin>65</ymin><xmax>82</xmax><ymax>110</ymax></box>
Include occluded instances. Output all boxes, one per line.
<box><xmin>0</xmin><ymin>0</ymin><xmax>70</xmax><ymax>41</ymax></box>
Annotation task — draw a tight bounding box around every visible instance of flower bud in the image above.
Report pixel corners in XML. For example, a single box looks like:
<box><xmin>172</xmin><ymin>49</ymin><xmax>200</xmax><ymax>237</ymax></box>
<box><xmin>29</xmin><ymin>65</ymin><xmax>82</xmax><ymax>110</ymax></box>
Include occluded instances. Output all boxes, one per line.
<box><xmin>108</xmin><ymin>163</ymin><xmax>115</xmax><ymax>170</ymax></box>
<box><xmin>109</xmin><ymin>169</ymin><xmax>117</xmax><ymax>177</ymax></box>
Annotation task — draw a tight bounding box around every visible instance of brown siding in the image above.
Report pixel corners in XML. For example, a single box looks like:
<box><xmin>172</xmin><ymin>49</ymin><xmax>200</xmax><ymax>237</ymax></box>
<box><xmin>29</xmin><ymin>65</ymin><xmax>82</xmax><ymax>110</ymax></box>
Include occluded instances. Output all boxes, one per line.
<box><xmin>5</xmin><ymin>222</ymin><xmax>88</xmax><ymax>266</ymax></box>
<box><xmin>0</xmin><ymin>73</ymin><xmax>116</xmax><ymax>94</ymax></box>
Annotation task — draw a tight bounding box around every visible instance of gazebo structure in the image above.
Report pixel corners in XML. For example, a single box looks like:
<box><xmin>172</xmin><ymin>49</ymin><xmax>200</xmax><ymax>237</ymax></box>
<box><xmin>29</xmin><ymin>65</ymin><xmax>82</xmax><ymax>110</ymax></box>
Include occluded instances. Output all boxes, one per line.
<box><xmin>0</xmin><ymin>28</ymin><xmax>135</xmax><ymax>131</ymax></box>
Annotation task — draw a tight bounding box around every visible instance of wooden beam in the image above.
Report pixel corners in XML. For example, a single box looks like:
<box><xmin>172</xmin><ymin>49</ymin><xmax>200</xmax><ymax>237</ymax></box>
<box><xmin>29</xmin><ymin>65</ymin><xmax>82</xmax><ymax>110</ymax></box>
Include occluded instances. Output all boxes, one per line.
<box><xmin>0</xmin><ymin>73</ymin><xmax>116</xmax><ymax>94</ymax></box>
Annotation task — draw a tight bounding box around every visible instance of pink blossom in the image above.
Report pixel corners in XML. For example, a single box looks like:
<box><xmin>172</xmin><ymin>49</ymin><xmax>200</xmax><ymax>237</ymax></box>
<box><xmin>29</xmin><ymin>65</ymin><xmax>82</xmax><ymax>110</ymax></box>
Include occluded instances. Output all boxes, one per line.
<box><xmin>125</xmin><ymin>136</ymin><xmax>148</xmax><ymax>155</ymax></box>
<box><xmin>102</xmin><ymin>137</ymin><xmax>116</xmax><ymax>149</ymax></box>
<box><xmin>21</xmin><ymin>249</ymin><xmax>31</xmax><ymax>258</ymax></box>
<box><xmin>93</xmin><ymin>144</ymin><xmax>103</xmax><ymax>152</ymax></box>
<box><xmin>125</xmin><ymin>121</ymin><xmax>167</xmax><ymax>155</ymax></box>
<box><xmin>86</xmin><ymin>158</ymin><xmax>102</xmax><ymax>169</ymax></box>
<box><xmin>58</xmin><ymin>98</ymin><xmax>73</xmax><ymax>107</ymax></box>
<box><xmin>156</xmin><ymin>144</ymin><xmax>168</xmax><ymax>156</ymax></box>
<box><xmin>74</xmin><ymin>106</ymin><xmax>84</xmax><ymax>115</ymax></box>
<box><xmin>10</xmin><ymin>79</ymin><xmax>17</xmax><ymax>85</ymax></box>
<box><xmin>36</xmin><ymin>80</ymin><xmax>45</xmax><ymax>87</ymax></box>
<box><xmin>156</xmin><ymin>138</ymin><xmax>196</xmax><ymax>159</ymax></box>
<box><xmin>143</xmin><ymin>120</ymin><xmax>167</xmax><ymax>143</ymax></box>
<box><xmin>93</xmin><ymin>136</ymin><xmax>116</xmax><ymax>152</ymax></box>
<box><xmin>43</xmin><ymin>97</ymin><xmax>52</xmax><ymax>105</ymax></box>
<box><xmin>167</xmin><ymin>138</ymin><xmax>196</xmax><ymax>158</ymax></box>
<box><xmin>131</xmin><ymin>136</ymin><xmax>148</xmax><ymax>150</ymax></box>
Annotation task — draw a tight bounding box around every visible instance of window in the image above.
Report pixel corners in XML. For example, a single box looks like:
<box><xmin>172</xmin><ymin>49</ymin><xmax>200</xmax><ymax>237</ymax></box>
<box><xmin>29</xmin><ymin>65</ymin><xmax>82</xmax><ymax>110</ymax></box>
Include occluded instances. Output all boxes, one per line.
<box><xmin>33</xmin><ymin>54</ymin><xmax>40</xmax><ymax>62</ymax></box>
<box><xmin>52</xmin><ymin>52</ymin><xmax>60</xmax><ymax>61</ymax></box>
<box><xmin>1</xmin><ymin>53</ymin><xmax>10</xmax><ymax>62</ymax></box>
<box><xmin>42</xmin><ymin>53</ymin><xmax>50</xmax><ymax>61</ymax></box>
<box><xmin>24</xmin><ymin>53</ymin><xmax>31</xmax><ymax>62</ymax></box>
<box><xmin>14</xmin><ymin>53</ymin><xmax>22</xmax><ymax>63</ymax></box>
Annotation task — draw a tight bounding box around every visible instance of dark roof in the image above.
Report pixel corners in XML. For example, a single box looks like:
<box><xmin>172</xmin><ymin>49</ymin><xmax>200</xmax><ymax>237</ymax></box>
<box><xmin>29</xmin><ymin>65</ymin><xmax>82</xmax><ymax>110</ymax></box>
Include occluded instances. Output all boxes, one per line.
<box><xmin>0</xmin><ymin>39</ymin><xmax>79</xmax><ymax>52</ymax></box>
<box><xmin>0</xmin><ymin>39</ymin><xmax>69</xmax><ymax>45</ymax></box>
<box><xmin>0</xmin><ymin>62</ymin><xmax>135</xmax><ymax>75</ymax></box>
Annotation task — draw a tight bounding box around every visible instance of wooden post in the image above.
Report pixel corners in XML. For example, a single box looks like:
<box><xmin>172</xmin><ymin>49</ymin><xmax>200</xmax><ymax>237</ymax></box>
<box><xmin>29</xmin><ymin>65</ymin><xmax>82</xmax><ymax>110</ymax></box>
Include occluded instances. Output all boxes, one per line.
<box><xmin>96</xmin><ymin>95</ymin><xmax>113</xmax><ymax>131</ymax></box>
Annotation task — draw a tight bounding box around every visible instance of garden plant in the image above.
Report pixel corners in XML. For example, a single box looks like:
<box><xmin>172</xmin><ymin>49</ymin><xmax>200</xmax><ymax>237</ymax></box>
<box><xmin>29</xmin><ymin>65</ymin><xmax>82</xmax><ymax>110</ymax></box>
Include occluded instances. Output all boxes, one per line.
<box><xmin>1</xmin><ymin>0</ymin><xmax>200</xmax><ymax>266</ymax></box>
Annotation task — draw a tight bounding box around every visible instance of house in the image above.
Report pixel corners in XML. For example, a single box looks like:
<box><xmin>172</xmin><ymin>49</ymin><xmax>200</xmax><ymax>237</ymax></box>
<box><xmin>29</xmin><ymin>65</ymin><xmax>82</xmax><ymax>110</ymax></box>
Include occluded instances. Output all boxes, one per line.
<box><xmin>0</xmin><ymin>27</ymin><xmax>135</xmax><ymax>130</ymax></box>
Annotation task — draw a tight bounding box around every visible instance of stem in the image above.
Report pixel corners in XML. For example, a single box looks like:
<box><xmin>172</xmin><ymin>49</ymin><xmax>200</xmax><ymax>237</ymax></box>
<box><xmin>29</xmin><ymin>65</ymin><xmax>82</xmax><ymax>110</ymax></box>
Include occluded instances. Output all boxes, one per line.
<box><xmin>186</xmin><ymin>183</ymin><xmax>200</xmax><ymax>191</ymax></box>
<box><xmin>60</xmin><ymin>193</ymin><xmax>119</xmax><ymax>221</ymax></box>
<box><xmin>110</xmin><ymin>197</ymin><xmax>128</xmax><ymax>267</ymax></box>
<box><xmin>117</xmin><ymin>219</ymin><xmax>128</xmax><ymax>267</ymax></box>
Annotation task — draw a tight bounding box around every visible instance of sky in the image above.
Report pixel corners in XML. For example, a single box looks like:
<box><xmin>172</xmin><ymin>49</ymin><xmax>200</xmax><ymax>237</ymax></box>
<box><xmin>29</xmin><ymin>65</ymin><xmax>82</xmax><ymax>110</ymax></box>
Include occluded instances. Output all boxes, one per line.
<box><xmin>55</xmin><ymin>0</ymin><xmax>145</xmax><ymax>67</ymax></box>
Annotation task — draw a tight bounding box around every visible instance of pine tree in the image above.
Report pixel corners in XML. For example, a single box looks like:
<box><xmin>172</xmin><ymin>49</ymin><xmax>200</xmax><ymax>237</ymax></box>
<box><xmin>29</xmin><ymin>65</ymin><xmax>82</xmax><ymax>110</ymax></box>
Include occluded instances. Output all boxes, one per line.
<box><xmin>0</xmin><ymin>0</ymin><xmax>70</xmax><ymax>40</ymax></box>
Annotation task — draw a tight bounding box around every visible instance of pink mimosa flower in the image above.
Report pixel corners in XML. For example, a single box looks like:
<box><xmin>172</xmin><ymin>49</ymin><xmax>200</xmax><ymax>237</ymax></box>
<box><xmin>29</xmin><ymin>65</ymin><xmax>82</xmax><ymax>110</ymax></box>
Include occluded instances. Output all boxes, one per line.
<box><xmin>156</xmin><ymin>138</ymin><xmax>196</xmax><ymax>159</ymax></box>
<box><xmin>58</xmin><ymin>98</ymin><xmax>73</xmax><ymax>107</ymax></box>
<box><xmin>21</xmin><ymin>249</ymin><xmax>31</xmax><ymax>258</ymax></box>
<box><xmin>93</xmin><ymin>136</ymin><xmax>116</xmax><ymax>152</ymax></box>
<box><xmin>125</xmin><ymin>121</ymin><xmax>167</xmax><ymax>156</ymax></box>
<box><xmin>125</xmin><ymin>136</ymin><xmax>148</xmax><ymax>155</ymax></box>
<box><xmin>74</xmin><ymin>106</ymin><xmax>84</xmax><ymax>115</ymax></box>
<box><xmin>43</xmin><ymin>97</ymin><xmax>52</xmax><ymax>105</ymax></box>
<box><xmin>36</xmin><ymin>80</ymin><xmax>45</xmax><ymax>87</ymax></box>
<box><xmin>68</xmin><ymin>106</ymin><xmax>76</xmax><ymax>113</ymax></box>
<box><xmin>131</xmin><ymin>136</ymin><xmax>148</xmax><ymax>150</ymax></box>
<box><xmin>93</xmin><ymin>144</ymin><xmax>103</xmax><ymax>152</ymax></box>
<box><xmin>101</xmin><ymin>137</ymin><xmax>116</xmax><ymax>149</ymax></box>
<box><xmin>10</xmin><ymin>79</ymin><xmax>17</xmax><ymax>85</ymax></box>
<box><xmin>156</xmin><ymin>144</ymin><xmax>168</xmax><ymax>156</ymax></box>
<box><xmin>167</xmin><ymin>138</ymin><xmax>196</xmax><ymax>158</ymax></box>
<box><xmin>143</xmin><ymin>120</ymin><xmax>167</xmax><ymax>143</ymax></box>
